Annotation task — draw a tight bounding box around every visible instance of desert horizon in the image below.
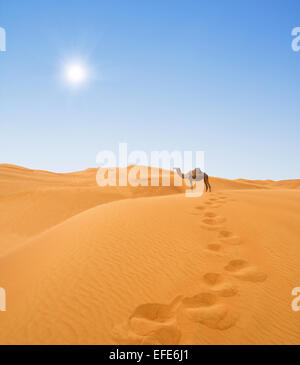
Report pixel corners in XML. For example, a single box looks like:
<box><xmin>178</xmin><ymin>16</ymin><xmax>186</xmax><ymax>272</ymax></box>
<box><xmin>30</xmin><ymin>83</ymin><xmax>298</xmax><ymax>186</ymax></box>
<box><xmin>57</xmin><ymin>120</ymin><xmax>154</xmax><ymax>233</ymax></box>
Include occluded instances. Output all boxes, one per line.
<box><xmin>1</xmin><ymin>163</ymin><xmax>300</xmax><ymax>345</ymax></box>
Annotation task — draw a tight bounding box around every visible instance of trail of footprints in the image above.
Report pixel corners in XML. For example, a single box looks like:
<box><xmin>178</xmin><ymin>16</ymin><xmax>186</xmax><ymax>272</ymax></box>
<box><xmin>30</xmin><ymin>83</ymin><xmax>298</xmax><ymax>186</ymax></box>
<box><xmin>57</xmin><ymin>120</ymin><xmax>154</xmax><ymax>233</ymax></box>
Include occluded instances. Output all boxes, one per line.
<box><xmin>200</xmin><ymin>193</ymin><xmax>267</xmax><ymax>281</ymax></box>
<box><xmin>197</xmin><ymin>194</ymin><xmax>241</xmax><ymax>249</ymax></box>
<box><xmin>112</xmin><ymin>192</ymin><xmax>267</xmax><ymax>345</ymax></box>
<box><xmin>112</xmin><ymin>273</ymin><xmax>239</xmax><ymax>345</ymax></box>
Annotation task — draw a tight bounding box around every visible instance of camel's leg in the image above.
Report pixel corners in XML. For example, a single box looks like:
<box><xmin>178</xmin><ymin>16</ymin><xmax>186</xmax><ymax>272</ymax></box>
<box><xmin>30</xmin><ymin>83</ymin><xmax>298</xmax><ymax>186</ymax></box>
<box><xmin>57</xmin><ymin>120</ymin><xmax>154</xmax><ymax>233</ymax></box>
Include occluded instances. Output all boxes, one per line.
<box><xmin>204</xmin><ymin>174</ymin><xmax>211</xmax><ymax>192</ymax></box>
<box><xmin>189</xmin><ymin>178</ymin><xmax>193</xmax><ymax>190</ymax></box>
<box><xmin>203</xmin><ymin>176</ymin><xmax>208</xmax><ymax>192</ymax></box>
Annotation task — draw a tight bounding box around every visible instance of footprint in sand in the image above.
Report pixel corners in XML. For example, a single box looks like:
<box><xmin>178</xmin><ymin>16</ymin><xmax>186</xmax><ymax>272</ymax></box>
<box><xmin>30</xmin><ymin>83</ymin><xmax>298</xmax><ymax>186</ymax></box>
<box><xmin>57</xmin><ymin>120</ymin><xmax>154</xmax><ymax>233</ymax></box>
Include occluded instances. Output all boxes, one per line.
<box><xmin>224</xmin><ymin>259</ymin><xmax>267</xmax><ymax>283</ymax></box>
<box><xmin>206</xmin><ymin>243</ymin><xmax>222</xmax><ymax>252</ymax></box>
<box><xmin>181</xmin><ymin>292</ymin><xmax>238</xmax><ymax>330</ymax></box>
<box><xmin>218</xmin><ymin>230</ymin><xmax>241</xmax><ymax>245</ymax></box>
<box><xmin>203</xmin><ymin>272</ymin><xmax>238</xmax><ymax>297</ymax></box>
<box><xmin>218</xmin><ymin>195</ymin><xmax>235</xmax><ymax>202</ymax></box>
<box><xmin>195</xmin><ymin>205</ymin><xmax>206</xmax><ymax>211</ymax></box>
<box><xmin>210</xmin><ymin>204</ymin><xmax>222</xmax><ymax>208</ymax></box>
<box><xmin>210</xmin><ymin>194</ymin><xmax>235</xmax><ymax>205</ymax></box>
<box><xmin>210</xmin><ymin>195</ymin><xmax>228</xmax><ymax>202</ymax></box>
<box><xmin>203</xmin><ymin>199</ymin><xmax>222</xmax><ymax>208</ymax></box>
<box><xmin>112</xmin><ymin>296</ymin><xmax>183</xmax><ymax>345</ymax></box>
<box><xmin>199</xmin><ymin>212</ymin><xmax>226</xmax><ymax>231</ymax></box>
<box><xmin>217</xmin><ymin>196</ymin><xmax>228</xmax><ymax>200</ymax></box>
<box><xmin>203</xmin><ymin>212</ymin><xmax>217</xmax><ymax>218</ymax></box>
<box><xmin>113</xmin><ymin>288</ymin><xmax>239</xmax><ymax>344</ymax></box>
<box><xmin>191</xmin><ymin>205</ymin><xmax>206</xmax><ymax>215</ymax></box>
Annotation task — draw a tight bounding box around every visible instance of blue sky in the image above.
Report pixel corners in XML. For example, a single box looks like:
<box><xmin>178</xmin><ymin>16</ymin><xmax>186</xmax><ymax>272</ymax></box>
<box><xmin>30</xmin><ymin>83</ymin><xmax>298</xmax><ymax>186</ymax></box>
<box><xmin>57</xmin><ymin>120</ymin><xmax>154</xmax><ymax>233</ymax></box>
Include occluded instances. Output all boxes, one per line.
<box><xmin>0</xmin><ymin>0</ymin><xmax>300</xmax><ymax>179</ymax></box>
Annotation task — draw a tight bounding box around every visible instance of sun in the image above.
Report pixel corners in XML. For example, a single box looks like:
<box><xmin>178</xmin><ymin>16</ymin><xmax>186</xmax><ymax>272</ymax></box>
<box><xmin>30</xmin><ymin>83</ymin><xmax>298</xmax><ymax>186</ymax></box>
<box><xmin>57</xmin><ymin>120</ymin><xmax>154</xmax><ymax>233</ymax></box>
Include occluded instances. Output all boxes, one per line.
<box><xmin>64</xmin><ymin>63</ymin><xmax>88</xmax><ymax>86</ymax></box>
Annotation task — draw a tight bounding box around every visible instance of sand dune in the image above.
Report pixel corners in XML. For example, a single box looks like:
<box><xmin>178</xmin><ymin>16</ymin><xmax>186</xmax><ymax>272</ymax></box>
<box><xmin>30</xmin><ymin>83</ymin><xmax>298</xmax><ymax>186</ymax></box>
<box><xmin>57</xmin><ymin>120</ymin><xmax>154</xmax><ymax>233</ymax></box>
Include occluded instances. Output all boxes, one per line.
<box><xmin>0</xmin><ymin>164</ymin><xmax>300</xmax><ymax>344</ymax></box>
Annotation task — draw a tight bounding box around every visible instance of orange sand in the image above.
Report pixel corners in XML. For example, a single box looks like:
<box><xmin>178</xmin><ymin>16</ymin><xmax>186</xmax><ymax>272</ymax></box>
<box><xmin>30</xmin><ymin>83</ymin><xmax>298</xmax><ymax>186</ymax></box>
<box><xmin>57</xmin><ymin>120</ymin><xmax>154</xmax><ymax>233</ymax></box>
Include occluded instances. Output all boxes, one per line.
<box><xmin>0</xmin><ymin>164</ymin><xmax>300</xmax><ymax>344</ymax></box>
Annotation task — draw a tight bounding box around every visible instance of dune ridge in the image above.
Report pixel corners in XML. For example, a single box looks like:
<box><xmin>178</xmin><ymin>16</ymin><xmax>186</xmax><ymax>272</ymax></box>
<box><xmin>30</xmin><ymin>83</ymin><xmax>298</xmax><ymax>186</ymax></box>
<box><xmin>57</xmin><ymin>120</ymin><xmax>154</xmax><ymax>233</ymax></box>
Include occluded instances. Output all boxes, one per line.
<box><xmin>0</xmin><ymin>164</ymin><xmax>300</xmax><ymax>344</ymax></box>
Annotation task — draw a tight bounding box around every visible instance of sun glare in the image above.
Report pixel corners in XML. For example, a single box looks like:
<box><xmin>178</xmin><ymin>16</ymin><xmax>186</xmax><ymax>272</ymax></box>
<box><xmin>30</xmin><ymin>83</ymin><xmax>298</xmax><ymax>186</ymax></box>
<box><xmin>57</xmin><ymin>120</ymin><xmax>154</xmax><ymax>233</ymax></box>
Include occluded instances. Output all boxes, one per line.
<box><xmin>64</xmin><ymin>63</ymin><xmax>88</xmax><ymax>86</ymax></box>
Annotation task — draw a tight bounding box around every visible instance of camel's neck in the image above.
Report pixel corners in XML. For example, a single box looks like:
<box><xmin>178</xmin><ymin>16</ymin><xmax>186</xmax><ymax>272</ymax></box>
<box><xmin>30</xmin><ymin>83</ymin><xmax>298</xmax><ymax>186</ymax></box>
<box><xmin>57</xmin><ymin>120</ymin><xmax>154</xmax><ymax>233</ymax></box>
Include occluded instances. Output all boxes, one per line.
<box><xmin>175</xmin><ymin>168</ymin><xmax>185</xmax><ymax>178</ymax></box>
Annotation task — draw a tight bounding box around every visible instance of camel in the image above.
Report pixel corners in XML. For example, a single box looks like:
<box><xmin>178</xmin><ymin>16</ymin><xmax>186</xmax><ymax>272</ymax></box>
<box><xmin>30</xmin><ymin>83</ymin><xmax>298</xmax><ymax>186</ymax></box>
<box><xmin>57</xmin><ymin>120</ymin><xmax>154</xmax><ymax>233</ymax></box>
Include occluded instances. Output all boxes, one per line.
<box><xmin>174</xmin><ymin>167</ymin><xmax>211</xmax><ymax>192</ymax></box>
